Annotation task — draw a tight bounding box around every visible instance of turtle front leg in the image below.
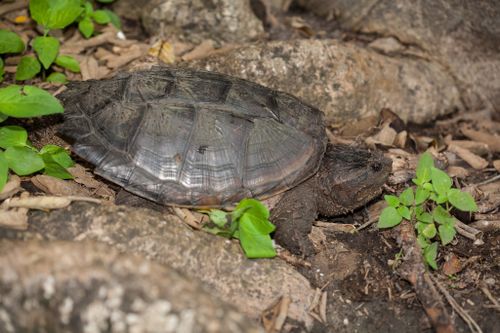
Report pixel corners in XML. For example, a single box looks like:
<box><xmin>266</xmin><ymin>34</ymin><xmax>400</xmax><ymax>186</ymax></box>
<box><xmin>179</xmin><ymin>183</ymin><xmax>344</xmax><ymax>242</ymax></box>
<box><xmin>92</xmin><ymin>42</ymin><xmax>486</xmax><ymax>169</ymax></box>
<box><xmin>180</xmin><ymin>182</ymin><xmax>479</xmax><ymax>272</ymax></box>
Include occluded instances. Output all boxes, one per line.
<box><xmin>270</xmin><ymin>178</ymin><xmax>318</xmax><ymax>257</ymax></box>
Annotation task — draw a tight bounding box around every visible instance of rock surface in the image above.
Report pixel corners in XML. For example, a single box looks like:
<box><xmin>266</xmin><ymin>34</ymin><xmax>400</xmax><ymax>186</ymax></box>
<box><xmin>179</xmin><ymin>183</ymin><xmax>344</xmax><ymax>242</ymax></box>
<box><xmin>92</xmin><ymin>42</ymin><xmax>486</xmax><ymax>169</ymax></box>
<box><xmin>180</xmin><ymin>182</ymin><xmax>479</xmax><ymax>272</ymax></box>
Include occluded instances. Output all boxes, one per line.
<box><xmin>297</xmin><ymin>0</ymin><xmax>500</xmax><ymax>115</ymax></box>
<box><xmin>141</xmin><ymin>0</ymin><xmax>264</xmax><ymax>44</ymax></box>
<box><xmin>189</xmin><ymin>39</ymin><xmax>462</xmax><ymax>124</ymax></box>
<box><xmin>0</xmin><ymin>240</ymin><xmax>262</xmax><ymax>333</ymax></box>
<box><xmin>0</xmin><ymin>202</ymin><xmax>315</xmax><ymax>331</ymax></box>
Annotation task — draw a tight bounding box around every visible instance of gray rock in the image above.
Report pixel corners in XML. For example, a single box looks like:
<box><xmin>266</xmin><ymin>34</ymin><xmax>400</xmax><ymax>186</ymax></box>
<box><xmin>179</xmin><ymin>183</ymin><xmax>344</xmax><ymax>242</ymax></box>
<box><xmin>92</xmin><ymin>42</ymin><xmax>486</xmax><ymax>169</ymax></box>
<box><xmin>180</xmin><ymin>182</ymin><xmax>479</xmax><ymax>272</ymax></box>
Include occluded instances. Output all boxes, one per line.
<box><xmin>298</xmin><ymin>0</ymin><xmax>500</xmax><ymax>115</ymax></box>
<box><xmin>189</xmin><ymin>39</ymin><xmax>462</xmax><ymax>124</ymax></box>
<box><xmin>0</xmin><ymin>202</ymin><xmax>315</xmax><ymax>331</ymax></box>
<box><xmin>141</xmin><ymin>0</ymin><xmax>264</xmax><ymax>44</ymax></box>
<box><xmin>0</xmin><ymin>240</ymin><xmax>263</xmax><ymax>333</ymax></box>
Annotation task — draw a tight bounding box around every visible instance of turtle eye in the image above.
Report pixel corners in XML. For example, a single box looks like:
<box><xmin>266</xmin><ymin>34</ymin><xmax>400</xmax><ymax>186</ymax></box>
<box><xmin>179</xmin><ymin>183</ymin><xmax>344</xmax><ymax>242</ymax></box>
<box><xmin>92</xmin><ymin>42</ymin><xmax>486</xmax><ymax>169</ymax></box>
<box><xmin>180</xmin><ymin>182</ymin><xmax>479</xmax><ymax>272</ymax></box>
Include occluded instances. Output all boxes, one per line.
<box><xmin>371</xmin><ymin>161</ymin><xmax>382</xmax><ymax>172</ymax></box>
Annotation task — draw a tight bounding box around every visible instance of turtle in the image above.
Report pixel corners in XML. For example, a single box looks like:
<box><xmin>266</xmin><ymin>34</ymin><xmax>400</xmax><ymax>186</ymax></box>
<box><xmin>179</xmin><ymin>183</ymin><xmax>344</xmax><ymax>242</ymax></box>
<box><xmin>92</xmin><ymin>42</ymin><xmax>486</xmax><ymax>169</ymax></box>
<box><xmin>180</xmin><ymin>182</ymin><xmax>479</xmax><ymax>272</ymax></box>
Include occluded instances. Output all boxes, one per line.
<box><xmin>58</xmin><ymin>67</ymin><xmax>392</xmax><ymax>255</ymax></box>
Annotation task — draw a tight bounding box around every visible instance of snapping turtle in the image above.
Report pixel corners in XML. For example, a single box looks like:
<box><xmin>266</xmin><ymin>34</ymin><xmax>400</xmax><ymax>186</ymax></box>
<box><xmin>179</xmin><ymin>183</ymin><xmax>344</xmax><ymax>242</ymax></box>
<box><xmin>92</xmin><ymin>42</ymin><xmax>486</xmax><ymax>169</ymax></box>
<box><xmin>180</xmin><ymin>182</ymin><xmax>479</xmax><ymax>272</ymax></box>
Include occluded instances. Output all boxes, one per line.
<box><xmin>59</xmin><ymin>67</ymin><xmax>391</xmax><ymax>255</ymax></box>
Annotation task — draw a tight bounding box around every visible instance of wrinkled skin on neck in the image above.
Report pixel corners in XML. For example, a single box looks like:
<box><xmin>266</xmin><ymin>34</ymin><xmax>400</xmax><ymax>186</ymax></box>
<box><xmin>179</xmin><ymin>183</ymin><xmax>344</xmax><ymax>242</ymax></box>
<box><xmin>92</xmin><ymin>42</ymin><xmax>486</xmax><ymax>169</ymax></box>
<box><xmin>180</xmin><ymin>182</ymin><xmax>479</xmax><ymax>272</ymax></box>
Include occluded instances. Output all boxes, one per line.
<box><xmin>271</xmin><ymin>144</ymin><xmax>392</xmax><ymax>256</ymax></box>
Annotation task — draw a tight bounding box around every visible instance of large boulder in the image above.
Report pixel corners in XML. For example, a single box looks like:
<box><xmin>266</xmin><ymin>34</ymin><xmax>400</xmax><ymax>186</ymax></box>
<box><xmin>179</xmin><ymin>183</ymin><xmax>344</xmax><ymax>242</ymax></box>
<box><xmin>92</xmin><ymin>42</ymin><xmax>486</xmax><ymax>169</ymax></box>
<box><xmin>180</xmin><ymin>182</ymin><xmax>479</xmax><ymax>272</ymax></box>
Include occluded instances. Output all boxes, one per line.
<box><xmin>0</xmin><ymin>202</ymin><xmax>315</xmax><ymax>331</ymax></box>
<box><xmin>189</xmin><ymin>39</ymin><xmax>462</xmax><ymax>124</ymax></box>
<box><xmin>297</xmin><ymin>0</ymin><xmax>500</xmax><ymax>115</ymax></box>
<box><xmin>0</xmin><ymin>240</ymin><xmax>263</xmax><ymax>333</ymax></box>
<box><xmin>141</xmin><ymin>0</ymin><xmax>264</xmax><ymax>44</ymax></box>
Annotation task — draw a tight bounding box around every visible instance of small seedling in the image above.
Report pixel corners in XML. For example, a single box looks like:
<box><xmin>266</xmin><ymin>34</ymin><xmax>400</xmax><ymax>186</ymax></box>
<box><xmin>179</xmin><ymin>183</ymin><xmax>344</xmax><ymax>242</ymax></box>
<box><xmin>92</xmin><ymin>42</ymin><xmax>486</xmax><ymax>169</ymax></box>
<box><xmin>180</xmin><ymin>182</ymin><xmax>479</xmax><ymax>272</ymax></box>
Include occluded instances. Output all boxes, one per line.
<box><xmin>378</xmin><ymin>152</ymin><xmax>477</xmax><ymax>269</ymax></box>
<box><xmin>204</xmin><ymin>198</ymin><xmax>276</xmax><ymax>259</ymax></box>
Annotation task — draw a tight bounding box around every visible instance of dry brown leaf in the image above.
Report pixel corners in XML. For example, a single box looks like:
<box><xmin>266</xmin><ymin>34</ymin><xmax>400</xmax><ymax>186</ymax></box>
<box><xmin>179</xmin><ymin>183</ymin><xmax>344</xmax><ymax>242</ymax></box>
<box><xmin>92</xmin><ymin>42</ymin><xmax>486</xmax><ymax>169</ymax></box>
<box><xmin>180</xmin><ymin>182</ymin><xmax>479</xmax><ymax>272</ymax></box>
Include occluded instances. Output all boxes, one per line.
<box><xmin>493</xmin><ymin>160</ymin><xmax>500</xmax><ymax>172</ymax></box>
<box><xmin>0</xmin><ymin>175</ymin><xmax>21</xmax><ymax>201</ymax></box>
<box><xmin>181</xmin><ymin>40</ymin><xmax>215</xmax><ymax>62</ymax></box>
<box><xmin>442</xmin><ymin>253</ymin><xmax>463</xmax><ymax>276</ymax></box>
<box><xmin>80</xmin><ymin>55</ymin><xmax>101</xmax><ymax>80</ymax></box>
<box><xmin>365</xmin><ymin>124</ymin><xmax>397</xmax><ymax>147</ymax></box>
<box><xmin>394</xmin><ymin>130</ymin><xmax>407</xmax><ymax>148</ymax></box>
<box><xmin>262</xmin><ymin>295</ymin><xmax>292</xmax><ymax>333</ymax></box>
<box><xmin>448</xmin><ymin>144</ymin><xmax>489</xmax><ymax>170</ymax></box>
<box><xmin>0</xmin><ymin>208</ymin><xmax>28</xmax><ymax>230</ymax></box>
<box><xmin>148</xmin><ymin>40</ymin><xmax>176</xmax><ymax>64</ymax></box>
<box><xmin>340</xmin><ymin>115</ymin><xmax>378</xmax><ymax>137</ymax></box>
<box><xmin>68</xmin><ymin>164</ymin><xmax>115</xmax><ymax>200</ymax></box>
<box><xmin>172</xmin><ymin>207</ymin><xmax>201</xmax><ymax>230</ymax></box>
<box><xmin>461</xmin><ymin>127</ymin><xmax>500</xmax><ymax>152</ymax></box>
<box><xmin>31</xmin><ymin>175</ymin><xmax>93</xmax><ymax>197</ymax></box>
<box><xmin>447</xmin><ymin>166</ymin><xmax>470</xmax><ymax>179</ymax></box>
<box><xmin>106</xmin><ymin>44</ymin><xmax>147</xmax><ymax>69</ymax></box>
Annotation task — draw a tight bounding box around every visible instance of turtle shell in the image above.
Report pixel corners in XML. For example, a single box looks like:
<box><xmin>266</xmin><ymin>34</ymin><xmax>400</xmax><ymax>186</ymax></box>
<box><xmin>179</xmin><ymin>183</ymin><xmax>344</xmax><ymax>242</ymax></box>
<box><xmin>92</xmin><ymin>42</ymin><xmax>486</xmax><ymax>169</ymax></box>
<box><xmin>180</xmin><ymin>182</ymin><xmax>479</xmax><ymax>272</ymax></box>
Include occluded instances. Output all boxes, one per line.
<box><xmin>59</xmin><ymin>67</ymin><xmax>326</xmax><ymax>207</ymax></box>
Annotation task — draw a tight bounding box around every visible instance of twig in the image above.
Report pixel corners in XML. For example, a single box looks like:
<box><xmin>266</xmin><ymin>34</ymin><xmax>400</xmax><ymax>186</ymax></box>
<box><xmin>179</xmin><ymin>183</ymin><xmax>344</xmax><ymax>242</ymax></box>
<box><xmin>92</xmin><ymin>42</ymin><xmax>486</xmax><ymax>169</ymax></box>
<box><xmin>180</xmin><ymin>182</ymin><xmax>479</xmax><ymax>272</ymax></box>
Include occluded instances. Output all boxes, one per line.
<box><xmin>429</xmin><ymin>274</ymin><xmax>483</xmax><ymax>333</ymax></box>
<box><xmin>476</xmin><ymin>174</ymin><xmax>500</xmax><ymax>187</ymax></box>
<box><xmin>396</xmin><ymin>220</ymin><xmax>455</xmax><ymax>333</ymax></box>
<box><xmin>356</xmin><ymin>217</ymin><xmax>378</xmax><ymax>231</ymax></box>
<box><xmin>454</xmin><ymin>220</ymin><xmax>483</xmax><ymax>241</ymax></box>
<box><xmin>479</xmin><ymin>284</ymin><xmax>500</xmax><ymax>312</ymax></box>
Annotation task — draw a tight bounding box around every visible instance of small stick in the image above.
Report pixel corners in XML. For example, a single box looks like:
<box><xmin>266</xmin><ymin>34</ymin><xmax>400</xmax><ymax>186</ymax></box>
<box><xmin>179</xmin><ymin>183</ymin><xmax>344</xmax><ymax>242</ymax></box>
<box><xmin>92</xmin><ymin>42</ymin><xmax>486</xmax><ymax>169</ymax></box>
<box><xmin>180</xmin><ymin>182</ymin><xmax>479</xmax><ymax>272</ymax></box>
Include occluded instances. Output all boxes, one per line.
<box><xmin>429</xmin><ymin>274</ymin><xmax>483</xmax><ymax>333</ymax></box>
<box><xmin>454</xmin><ymin>220</ymin><xmax>483</xmax><ymax>241</ymax></box>
<box><xmin>479</xmin><ymin>284</ymin><xmax>500</xmax><ymax>313</ymax></box>
<box><xmin>476</xmin><ymin>174</ymin><xmax>500</xmax><ymax>187</ymax></box>
<box><xmin>0</xmin><ymin>0</ymin><xmax>28</xmax><ymax>16</ymax></box>
<box><xmin>396</xmin><ymin>220</ymin><xmax>455</xmax><ymax>333</ymax></box>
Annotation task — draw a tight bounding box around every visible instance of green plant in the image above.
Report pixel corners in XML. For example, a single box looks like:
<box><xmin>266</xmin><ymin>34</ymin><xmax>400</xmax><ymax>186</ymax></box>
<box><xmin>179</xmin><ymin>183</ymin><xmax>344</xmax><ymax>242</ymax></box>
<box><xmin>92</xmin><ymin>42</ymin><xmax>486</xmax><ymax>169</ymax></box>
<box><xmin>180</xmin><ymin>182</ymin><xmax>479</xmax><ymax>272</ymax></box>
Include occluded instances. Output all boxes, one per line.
<box><xmin>204</xmin><ymin>198</ymin><xmax>276</xmax><ymax>259</ymax></box>
<box><xmin>0</xmin><ymin>85</ymin><xmax>74</xmax><ymax>191</ymax></box>
<box><xmin>378</xmin><ymin>152</ymin><xmax>477</xmax><ymax>269</ymax></box>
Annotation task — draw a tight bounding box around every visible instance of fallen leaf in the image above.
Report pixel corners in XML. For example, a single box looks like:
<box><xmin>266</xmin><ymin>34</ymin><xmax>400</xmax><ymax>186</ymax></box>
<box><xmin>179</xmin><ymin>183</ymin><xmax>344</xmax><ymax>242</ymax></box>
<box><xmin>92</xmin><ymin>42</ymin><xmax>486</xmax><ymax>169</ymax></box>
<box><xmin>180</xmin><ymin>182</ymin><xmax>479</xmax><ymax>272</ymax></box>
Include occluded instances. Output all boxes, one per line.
<box><xmin>493</xmin><ymin>160</ymin><xmax>500</xmax><ymax>172</ymax></box>
<box><xmin>181</xmin><ymin>40</ymin><xmax>215</xmax><ymax>61</ymax></box>
<box><xmin>3</xmin><ymin>195</ymin><xmax>101</xmax><ymax>210</ymax></box>
<box><xmin>68</xmin><ymin>164</ymin><xmax>115</xmax><ymax>200</ymax></box>
<box><xmin>442</xmin><ymin>253</ymin><xmax>463</xmax><ymax>275</ymax></box>
<box><xmin>365</xmin><ymin>124</ymin><xmax>397</xmax><ymax>147</ymax></box>
<box><xmin>447</xmin><ymin>166</ymin><xmax>470</xmax><ymax>179</ymax></box>
<box><xmin>0</xmin><ymin>175</ymin><xmax>21</xmax><ymax>201</ymax></box>
<box><xmin>31</xmin><ymin>174</ymin><xmax>93</xmax><ymax>197</ymax></box>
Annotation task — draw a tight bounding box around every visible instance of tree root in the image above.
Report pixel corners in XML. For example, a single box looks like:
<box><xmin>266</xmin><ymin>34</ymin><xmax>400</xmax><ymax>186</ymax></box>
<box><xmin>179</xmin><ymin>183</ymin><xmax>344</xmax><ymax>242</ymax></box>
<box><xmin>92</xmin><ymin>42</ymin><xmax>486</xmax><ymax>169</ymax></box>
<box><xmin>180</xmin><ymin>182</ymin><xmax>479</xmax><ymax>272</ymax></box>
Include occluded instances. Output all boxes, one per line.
<box><xmin>395</xmin><ymin>220</ymin><xmax>455</xmax><ymax>333</ymax></box>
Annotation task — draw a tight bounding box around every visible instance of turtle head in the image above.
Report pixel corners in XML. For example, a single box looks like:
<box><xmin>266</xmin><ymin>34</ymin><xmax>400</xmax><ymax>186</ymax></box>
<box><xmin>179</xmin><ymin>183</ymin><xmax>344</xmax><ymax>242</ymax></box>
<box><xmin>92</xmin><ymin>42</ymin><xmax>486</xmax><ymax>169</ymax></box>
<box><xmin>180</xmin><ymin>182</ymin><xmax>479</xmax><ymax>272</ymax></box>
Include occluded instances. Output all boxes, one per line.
<box><xmin>317</xmin><ymin>144</ymin><xmax>392</xmax><ymax>216</ymax></box>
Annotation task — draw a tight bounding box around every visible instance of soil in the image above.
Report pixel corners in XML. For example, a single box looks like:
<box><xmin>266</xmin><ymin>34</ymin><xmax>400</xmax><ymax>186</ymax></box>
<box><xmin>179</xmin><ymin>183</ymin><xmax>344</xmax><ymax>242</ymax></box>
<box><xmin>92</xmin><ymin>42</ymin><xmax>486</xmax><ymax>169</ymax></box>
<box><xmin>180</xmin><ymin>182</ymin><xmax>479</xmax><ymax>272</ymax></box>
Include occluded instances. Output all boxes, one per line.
<box><xmin>1</xmin><ymin>1</ymin><xmax>499</xmax><ymax>332</ymax></box>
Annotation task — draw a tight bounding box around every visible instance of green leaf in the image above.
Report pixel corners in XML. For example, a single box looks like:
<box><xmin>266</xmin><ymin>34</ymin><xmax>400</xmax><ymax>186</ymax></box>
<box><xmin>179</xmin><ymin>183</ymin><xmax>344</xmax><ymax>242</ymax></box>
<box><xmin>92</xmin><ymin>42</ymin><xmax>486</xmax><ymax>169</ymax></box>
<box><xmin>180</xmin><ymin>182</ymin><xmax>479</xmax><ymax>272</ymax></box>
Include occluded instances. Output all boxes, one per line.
<box><xmin>417</xmin><ymin>234</ymin><xmax>430</xmax><ymax>248</ymax></box>
<box><xmin>0</xmin><ymin>29</ymin><xmax>25</xmax><ymax>54</ymax></box>
<box><xmin>431</xmin><ymin>167</ymin><xmax>452</xmax><ymax>196</ymax></box>
<box><xmin>92</xmin><ymin>10</ymin><xmax>111</xmax><ymax>24</ymax></box>
<box><xmin>422</xmin><ymin>223</ymin><xmax>437</xmax><ymax>238</ymax></box>
<box><xmin>30</xmin><ymin>0</ymin><xmax>83</xmax><ymax>30</ymax></box>
<box><xmin>447</xmin><ymin>189</ymin><xmax>478</xmax><ymax>212</ymax></box>
<box><xmin>415</xmin><ymin>152</ymin><xmax>434</xmax><ymax>184</ymax></box>
<box><xmin>0</xmin><ymin>58</ymin><xmax>4</xmax><ymax>82</ymax></box>
<box><xmin>430</xmin><ymin>192</ymin><xmax>448</xmax><ymax>204</ymax></box>
<box><xmin>397</xmin><ymin>206</ymin><xmax>411</xmax><ymax>220</ymax></box>
<box><xmin>415</xmin><ymin>221</ymin><xmax>426</xmax><ymax>235</ymax></box>
<box><xmin>96</xmin><ymin>0</ymin><xmax>116</xmax><ymax>3</ymax></box>
<box><xmin>422</xmin><ymin>182</ymin><xmax>433</xmax><ymax>191</ymax></box>
<box><xmin>208</xmin><ymin>209</ymin><xmax>228</xmax><ymax>228</ymax></box>
<box><xmin>0</xmin><ymin>152</ymin><xmax>8</xmax><ymax>192</ymax></box>
<box><xmin>33</xmin><ymin>36</ymin><xmax>60</xmax><ymax>69</ymax></box>
<box><xmin>0</xmin><ymin>125</ymin><xmax>28</xmax><ymax>148</ymax></box>
<box><xmin>46</xmin><ymin>72</ymin><xmax>67</xmax><ymax>83</ymax></box>
<box><xmin>103</xmin><ymin>9</ymin><xmax>121</xmax><ymax>29</ymax></box>
<box><xmin>39</xmin><ymin>144</ymin><xmax>74</xmax><ymax>168</ymax></box>
<box><xmin>417</xmin><ymin>212</ymin><xmax>433</xmax><ymax>224</ymax></box>
<box><xmin>15</xmin><ymin>56</ymin><xmax>41</xmax><ymax>81</ymax></box>
<box><xmin>438</xmin><ymin>222</ymin><xmax>456</xmax><ymax>245</ymax></box>
<box><xmin>0</xmin><ymin>85</ymin><xmax>64</xmax><ymax>118</ymax></box>
<box><xmin>55</xmin><ymin>55</ymin><xmax>80</xmax><ymax>72</ymax></box>
<box><xmin>399</xmin><ymin>188</ymin><xmax>414</xmax><ymax>206</ymax></box>
<box><xmin>384</xmin><ymin>195</ymin><xmax>400</xmax><ymax>207</ymax></box>
<box><xmin>235</xmin><ymin>198</ymin><xmax>270</xmax><ymax>221</ymax></box>
<box><xmin>41</xmin><ymin>154</ymin><xmax>73</xmax><ymax>179</ymax></box>
<box><xmin>79</xmin><ymin>17</ymin><xmax>94</xmax><ymax>38</ymax></box>
<box><xmin>377</xmin><ymin>206</ymin><xmax>402</xmax><ymax>228</ymax></box>
<box><xmin>415</xmin><ymin>187</ymin><xmax>430</xmax><ymax>205</ymax></box>
<box><xmin>432</xmin><ymin>205</ymin><xmax>453</xmax><ymax>225</ymax></box>
<box><xmin>83</xmin><ymin>1</ymin><xmax>93</xmax><ymax>15</ymax></box>
<box><xmin>4</xmin><ymin>146</ymin><xmax>44</xmax><ymax>175</ymax></box>
<box><xmin>238</xmin><ymin>214</ymin><xmax>276</xmax><ymax>259</ymax></box>
<box><xmin>424</xmin><ymin>242</ymin><xmax>438</xmax><ymax>270</ymax></box>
